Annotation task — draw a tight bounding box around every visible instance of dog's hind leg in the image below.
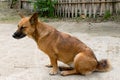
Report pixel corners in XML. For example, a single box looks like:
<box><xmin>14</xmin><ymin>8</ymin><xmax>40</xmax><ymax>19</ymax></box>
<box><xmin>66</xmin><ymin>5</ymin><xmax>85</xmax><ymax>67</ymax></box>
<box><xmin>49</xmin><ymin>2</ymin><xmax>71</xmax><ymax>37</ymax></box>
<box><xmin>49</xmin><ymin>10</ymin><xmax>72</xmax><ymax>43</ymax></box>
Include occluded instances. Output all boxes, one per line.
<box><xmin>61</xmin><ymin>52</ymin><xmax>97</xmax><ymax>76</ymax></box>
<box><xmin>74</xmin><ymin>52</ymin><xmax>97</xmax><ymax>75</ymax></box>
<box><xmin>61</xmin><ymin>69</ymin><xmax>78</xmax><ymax>76</ymax></box>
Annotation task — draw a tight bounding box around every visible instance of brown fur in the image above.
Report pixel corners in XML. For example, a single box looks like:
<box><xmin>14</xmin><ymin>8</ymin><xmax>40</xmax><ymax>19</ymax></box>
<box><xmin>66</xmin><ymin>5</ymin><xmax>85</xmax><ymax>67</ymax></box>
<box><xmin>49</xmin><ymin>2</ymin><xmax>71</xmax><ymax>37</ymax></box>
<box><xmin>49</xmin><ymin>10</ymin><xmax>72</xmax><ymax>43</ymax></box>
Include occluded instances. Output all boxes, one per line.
<box><xmin>13</xmin><ymin>13</ymin><xmax>111</xmax><ymax>76</ymax></box>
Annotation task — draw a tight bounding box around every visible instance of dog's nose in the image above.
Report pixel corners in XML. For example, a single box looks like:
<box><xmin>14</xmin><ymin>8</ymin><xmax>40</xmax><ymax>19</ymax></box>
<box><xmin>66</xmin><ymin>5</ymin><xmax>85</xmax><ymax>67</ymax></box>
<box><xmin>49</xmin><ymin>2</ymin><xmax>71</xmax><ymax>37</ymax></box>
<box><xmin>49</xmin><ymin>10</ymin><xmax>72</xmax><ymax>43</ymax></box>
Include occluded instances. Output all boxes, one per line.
<box><xmin>12</xmin><ymin>32</ymin><xmax>18</xmax><ymax>38</ymax></box>
<box><xmin>12</xmin><ymin>33</ymin><xmax>16</xmax><ymax>38</ymax></box>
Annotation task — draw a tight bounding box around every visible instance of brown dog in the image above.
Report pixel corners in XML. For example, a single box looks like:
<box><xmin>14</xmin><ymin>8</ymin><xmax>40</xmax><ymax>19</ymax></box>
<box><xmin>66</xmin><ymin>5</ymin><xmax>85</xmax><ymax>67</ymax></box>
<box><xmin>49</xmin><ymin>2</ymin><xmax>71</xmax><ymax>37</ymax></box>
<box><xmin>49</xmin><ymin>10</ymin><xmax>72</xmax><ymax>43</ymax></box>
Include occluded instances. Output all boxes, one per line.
<box><xmin>13</xmin><ymin>13</ymin><xmax>111</xmax><ymax>76</ymax></box>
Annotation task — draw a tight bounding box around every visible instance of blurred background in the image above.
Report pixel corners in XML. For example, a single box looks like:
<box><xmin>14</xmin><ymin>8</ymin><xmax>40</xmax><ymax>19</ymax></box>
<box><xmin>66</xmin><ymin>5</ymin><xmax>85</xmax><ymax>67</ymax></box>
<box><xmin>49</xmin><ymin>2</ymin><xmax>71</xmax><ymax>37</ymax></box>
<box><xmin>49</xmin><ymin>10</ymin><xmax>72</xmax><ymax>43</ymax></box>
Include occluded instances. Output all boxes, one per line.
<box><xmin>0</xmin><ymin>0</ymin><xmax>120</xmax><ymax>23</ymax></box>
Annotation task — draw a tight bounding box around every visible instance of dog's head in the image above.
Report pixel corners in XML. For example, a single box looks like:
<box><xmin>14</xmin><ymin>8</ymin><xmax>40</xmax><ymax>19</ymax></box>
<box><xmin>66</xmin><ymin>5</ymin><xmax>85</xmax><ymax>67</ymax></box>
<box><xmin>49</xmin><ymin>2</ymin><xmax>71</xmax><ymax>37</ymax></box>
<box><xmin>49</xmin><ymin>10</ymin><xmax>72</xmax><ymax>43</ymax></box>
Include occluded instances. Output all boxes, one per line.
<box><xmin>12</xmin><ymin>13</ymin><xmax>38</xmax><ymax>39</ymax></box>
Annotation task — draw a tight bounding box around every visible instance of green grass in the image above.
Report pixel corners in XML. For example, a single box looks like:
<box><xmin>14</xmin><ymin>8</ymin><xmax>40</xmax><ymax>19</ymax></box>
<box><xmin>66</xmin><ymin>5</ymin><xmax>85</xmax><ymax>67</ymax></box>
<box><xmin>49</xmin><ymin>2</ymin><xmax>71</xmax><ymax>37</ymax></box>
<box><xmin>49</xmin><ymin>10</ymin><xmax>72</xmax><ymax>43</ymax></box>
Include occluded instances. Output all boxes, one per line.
<box><xmin>103</xmin><ymin>10</ymin><xmax>111</xmax><ymax>20</ymax></box>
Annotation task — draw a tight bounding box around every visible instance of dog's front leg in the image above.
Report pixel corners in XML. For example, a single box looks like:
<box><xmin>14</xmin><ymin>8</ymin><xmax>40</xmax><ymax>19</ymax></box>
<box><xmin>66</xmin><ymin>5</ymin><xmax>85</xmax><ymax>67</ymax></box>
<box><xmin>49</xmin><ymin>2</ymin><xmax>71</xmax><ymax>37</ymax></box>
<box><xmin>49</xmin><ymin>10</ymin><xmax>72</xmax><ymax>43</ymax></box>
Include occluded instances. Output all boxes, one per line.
<box><xmin>49</xmin><ymin>56</ymin><xmax>58</xmax><ymax>75</ymax></box>
<box><xmin>45</xmin><ymin>57</ymin><xmax>53</xmax><ymax>68</ymax></box>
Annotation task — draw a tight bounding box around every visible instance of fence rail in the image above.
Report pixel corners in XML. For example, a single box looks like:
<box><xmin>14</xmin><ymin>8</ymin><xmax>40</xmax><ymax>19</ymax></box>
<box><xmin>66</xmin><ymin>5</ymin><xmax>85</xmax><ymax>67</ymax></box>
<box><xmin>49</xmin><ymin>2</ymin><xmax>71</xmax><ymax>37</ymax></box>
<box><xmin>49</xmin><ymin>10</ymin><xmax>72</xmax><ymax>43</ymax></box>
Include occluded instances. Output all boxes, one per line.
<box><xmin>55</xmin><ymin>0</ymin><xmax>120</xmax><ymax>18</ymax></box>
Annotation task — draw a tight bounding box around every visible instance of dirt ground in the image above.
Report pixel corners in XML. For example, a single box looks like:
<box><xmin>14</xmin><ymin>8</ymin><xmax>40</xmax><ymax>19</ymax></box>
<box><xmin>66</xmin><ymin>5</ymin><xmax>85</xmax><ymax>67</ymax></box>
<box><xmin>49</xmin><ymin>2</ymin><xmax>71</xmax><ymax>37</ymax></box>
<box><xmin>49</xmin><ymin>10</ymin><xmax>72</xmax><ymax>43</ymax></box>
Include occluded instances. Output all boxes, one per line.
<box><xmin>0</xmin><ymin>1</ymin><xmax>120</xmax><ymax>80</ymax></box>
<box><xmin>0</xmin><ymin>21</ymin><xmax>120</xmax><ymax>80</ymax></box>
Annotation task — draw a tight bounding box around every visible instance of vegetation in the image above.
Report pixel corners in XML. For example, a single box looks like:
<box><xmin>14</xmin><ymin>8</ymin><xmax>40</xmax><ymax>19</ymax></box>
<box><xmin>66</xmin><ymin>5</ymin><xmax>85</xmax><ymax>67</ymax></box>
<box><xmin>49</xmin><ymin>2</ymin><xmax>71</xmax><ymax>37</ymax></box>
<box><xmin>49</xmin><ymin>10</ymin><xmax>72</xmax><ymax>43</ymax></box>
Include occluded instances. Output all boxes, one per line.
<box><xmin>8</xmin><ymin>0</ymin><xmax>18</xmax><ymax>8</ymax></box>
<box><xmin>33</xmin><ymin>0</ymin><xmax>57</xmax><ymax>17</ymax></box>
<box><xmin>103</xmin><ymin>10</ymin><xmax>112</xmax><ymax>20</ymax></box>
<box><xmin>0</xmin><ymin>1</ymin><xmax>120</xmax><ymax>23</ymax></box>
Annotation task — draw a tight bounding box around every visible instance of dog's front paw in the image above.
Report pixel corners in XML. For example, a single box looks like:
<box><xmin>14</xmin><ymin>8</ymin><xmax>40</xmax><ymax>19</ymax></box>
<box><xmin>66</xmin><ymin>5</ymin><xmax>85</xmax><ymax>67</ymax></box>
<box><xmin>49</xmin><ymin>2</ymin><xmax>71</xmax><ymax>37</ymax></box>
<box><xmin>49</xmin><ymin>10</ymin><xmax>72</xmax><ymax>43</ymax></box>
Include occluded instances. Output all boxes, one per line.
<box><xmin>45</xmin><ymin>64</ymin><xmax>53</xmax><ymax>68</ymax></box>
<box><xmin>49</xmin><ymin>69</ymin><xmax>58</xmax><ymax>75</ymax></box>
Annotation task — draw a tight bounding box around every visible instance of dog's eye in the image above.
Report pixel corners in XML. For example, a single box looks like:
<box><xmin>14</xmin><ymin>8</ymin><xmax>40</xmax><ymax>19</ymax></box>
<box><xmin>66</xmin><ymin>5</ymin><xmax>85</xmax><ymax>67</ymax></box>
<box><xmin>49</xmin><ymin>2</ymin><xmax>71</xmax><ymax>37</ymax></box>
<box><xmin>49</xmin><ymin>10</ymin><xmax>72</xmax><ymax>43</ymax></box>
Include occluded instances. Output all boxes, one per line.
<box><xmin>23</xmin><ymin>26</ymin><xmax>27</xmax><ymax>28</ymax></box>
<box><xmin>20</xmin><ymin>27</ymin><xmax>24</xmax><ymax>30</ymax></box>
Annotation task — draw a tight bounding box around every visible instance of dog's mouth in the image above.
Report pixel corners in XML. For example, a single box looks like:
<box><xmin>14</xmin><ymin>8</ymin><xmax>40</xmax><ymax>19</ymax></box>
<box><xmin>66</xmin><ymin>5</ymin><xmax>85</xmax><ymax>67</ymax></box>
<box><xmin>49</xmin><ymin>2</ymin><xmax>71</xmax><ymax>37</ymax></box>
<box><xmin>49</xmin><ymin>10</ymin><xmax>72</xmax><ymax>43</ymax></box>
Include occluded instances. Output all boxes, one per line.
<box><xmin>12</xmin><ymin>31</ymin><xmax>26</xmax><ymax>39</ymax></box>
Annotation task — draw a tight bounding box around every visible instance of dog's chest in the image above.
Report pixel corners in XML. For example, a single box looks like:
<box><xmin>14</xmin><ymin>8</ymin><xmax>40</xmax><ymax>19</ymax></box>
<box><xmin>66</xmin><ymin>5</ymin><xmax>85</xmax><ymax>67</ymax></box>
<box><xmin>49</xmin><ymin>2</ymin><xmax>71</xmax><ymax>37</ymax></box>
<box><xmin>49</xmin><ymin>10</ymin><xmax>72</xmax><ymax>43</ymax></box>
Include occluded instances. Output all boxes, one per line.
<box><xmin>37</xmin><ymin>40</ymin><xmax>55</xmax><ymax>54</ymax></box>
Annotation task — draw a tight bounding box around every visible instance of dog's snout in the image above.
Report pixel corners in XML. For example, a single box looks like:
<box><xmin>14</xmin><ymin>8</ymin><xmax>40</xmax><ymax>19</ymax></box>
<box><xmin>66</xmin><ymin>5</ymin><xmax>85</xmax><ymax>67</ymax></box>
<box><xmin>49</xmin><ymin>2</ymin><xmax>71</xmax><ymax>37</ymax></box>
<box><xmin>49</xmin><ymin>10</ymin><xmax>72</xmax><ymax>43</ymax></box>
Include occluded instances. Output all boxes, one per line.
<box><xmin>12</xmin><ymin>31</ymin><xmax>26</xmax><ymax>39</ymax></box>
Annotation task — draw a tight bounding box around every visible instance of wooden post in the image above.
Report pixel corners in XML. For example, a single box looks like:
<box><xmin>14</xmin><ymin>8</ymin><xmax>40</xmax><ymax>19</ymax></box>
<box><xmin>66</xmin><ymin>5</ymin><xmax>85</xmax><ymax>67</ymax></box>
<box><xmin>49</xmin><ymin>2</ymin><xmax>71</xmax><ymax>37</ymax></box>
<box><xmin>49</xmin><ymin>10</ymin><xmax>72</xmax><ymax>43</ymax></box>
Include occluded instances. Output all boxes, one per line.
<box><xmin>109</xmin><ymin>0</ymin><xmax>113</xmax><ymax>14</ymax></box>
<box><xmin>75</xmin><ymin>0</ymin><xmax>78</xmax><ymax>17</ymax></box>
<box><xmin>84</xmin><ymin>0</ymin><xmax>87</xmax><ymax>17</ymax></box>
<box><xmin>100</xmin><ymin>0</ymin><xmax>105</xmax><ymax>16</ymax></box>
<box><xmin>71</xmin><ymin>0</ymin><xmax>73</xmax><ymax>17</ymax></box>
<box><xmin>96</xmin><ymin>0</ymin><xmax>99</xmax><ymax>17</ymax></box>
<box><xmin>88</xmin><ymin>0</ymin><xmax>92</xmax><ymax>17</ymax></box>
<box><xmin>19</xmin><ymin>0</ymin><xmax>21</xmax><ymax>9</ymax></box>
<box><xmin>112</xmin><ymin>0</ymin><xmax>116</xmax><ymax>14</ymax></box>
<box><xmin>116</xmin><ymin>0</ymin><xmax>120</xmax><ymax>14</ymax></box>
<box><xmin>59</xmin><ymin>0</ymin><xmax>62</xmax><ymax>17</ymax></box>
<box><xmin>78</xmin><ymin>0</ymin><xmax>82</xmax><ymax>17</ymax></box>
<box><xmin>68</xmin><ymin>0</ymin><xmax>71</xmax><ymax>18</ymax></box>
<box><xmin>93</xmin><ymin>0</ymin><xmax>97</xmax><ymax>18</ymax></box>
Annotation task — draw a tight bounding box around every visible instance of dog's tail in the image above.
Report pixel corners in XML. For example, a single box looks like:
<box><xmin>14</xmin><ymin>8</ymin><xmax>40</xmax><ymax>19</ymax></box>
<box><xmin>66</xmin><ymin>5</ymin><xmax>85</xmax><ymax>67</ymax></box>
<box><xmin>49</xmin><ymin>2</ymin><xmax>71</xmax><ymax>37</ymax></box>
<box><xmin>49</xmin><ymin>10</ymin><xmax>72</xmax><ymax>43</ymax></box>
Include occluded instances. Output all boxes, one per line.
<box><xmin>95</xmin><ymin>59</ymin><xmax>111</xmax><ymax>72</ymax></box>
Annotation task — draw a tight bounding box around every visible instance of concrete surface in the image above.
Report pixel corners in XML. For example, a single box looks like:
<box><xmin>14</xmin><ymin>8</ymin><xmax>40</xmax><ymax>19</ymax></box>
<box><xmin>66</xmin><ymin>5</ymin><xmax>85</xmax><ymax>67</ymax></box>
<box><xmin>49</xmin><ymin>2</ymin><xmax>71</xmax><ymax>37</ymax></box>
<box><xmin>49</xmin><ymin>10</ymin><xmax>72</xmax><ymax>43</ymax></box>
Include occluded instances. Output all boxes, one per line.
<box><xmin>0</xmin><ymin>22</ymin><xmax>120</xmax><ymax>80</ymax></box>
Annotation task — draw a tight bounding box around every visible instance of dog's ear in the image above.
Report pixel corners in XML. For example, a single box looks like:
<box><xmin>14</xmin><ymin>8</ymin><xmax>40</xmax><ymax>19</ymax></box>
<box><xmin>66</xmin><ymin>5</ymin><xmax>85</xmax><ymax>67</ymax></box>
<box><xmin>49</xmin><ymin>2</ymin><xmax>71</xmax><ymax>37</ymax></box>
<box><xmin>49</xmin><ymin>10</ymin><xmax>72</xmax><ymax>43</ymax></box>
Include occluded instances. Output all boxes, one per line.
<box><xmin>18</xmin><ymin>12</ymin><xmax>25</xmax><ymax>18</ymax></box>
<box><xmin>29</xmin><ymin>13</ymin><xmax>38</xmax><ymax>25</ymax></box>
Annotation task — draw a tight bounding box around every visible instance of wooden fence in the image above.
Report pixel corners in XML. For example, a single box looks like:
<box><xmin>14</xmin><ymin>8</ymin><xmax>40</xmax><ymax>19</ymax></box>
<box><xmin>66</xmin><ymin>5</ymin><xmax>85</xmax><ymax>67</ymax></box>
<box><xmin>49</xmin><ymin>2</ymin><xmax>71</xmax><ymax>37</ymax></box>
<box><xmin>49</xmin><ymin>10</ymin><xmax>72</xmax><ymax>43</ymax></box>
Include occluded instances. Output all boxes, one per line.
<box><xmin>6</xmin><ymin>0</ymin><xmax>120</xmax><ymax>18</ymax></box>
<box><xmin>55</xmin><ymin>0</ymin><xmax>120</xmax><ymax>18</ymax></box>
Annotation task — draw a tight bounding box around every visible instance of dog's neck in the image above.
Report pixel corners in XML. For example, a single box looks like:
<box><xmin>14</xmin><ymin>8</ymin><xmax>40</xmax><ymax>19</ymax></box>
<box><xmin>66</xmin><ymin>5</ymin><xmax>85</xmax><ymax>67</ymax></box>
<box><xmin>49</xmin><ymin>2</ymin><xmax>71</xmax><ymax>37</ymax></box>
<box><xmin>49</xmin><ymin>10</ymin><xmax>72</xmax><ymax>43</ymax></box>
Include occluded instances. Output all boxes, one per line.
<box><xmin>32</xmin><ymin>25</ymin><xmax>39</xmax><ymax>42</ymax></box>
<box><xmin>32</xmin><ymin>21</ymin><xmax>53</xmax><ymax>42</ymax></box>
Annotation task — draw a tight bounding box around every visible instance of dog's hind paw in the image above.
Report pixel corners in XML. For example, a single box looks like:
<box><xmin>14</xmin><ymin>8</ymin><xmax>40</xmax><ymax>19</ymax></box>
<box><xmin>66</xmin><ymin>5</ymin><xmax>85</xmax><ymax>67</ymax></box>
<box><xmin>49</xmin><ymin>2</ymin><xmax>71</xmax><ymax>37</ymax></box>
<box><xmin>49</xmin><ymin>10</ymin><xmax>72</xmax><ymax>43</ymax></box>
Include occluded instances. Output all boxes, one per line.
<box><xmin>61</xmin><ymin>69</ymin><xmax>78</xmax><ymax>76</ymax></box>
<box><xmin>61</xmin><ymin>71</ymin><xmax>68</xmax><ymax>76</ymax></box>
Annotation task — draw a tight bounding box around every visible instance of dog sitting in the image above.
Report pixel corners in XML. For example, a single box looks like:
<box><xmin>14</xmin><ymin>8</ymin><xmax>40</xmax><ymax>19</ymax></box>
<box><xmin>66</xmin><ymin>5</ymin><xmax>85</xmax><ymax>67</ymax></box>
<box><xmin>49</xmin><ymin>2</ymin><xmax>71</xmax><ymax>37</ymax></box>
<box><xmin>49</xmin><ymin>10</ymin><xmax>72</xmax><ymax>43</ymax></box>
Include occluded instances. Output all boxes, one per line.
<box><xmin>13</xmin><ymin>13</ymin><xmax>111</xmax><ymax>76</ymax></box>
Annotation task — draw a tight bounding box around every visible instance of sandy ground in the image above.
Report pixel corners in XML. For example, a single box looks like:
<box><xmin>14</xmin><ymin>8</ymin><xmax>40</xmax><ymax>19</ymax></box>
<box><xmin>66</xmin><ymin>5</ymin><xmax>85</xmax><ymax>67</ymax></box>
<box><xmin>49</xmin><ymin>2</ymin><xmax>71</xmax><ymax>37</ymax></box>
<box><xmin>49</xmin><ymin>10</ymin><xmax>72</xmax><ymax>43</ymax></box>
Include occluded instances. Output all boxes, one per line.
<box><xmin>0</xmin><ymin>22</ymin><xmax>120</xmax><ymax>80</ymax></box>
